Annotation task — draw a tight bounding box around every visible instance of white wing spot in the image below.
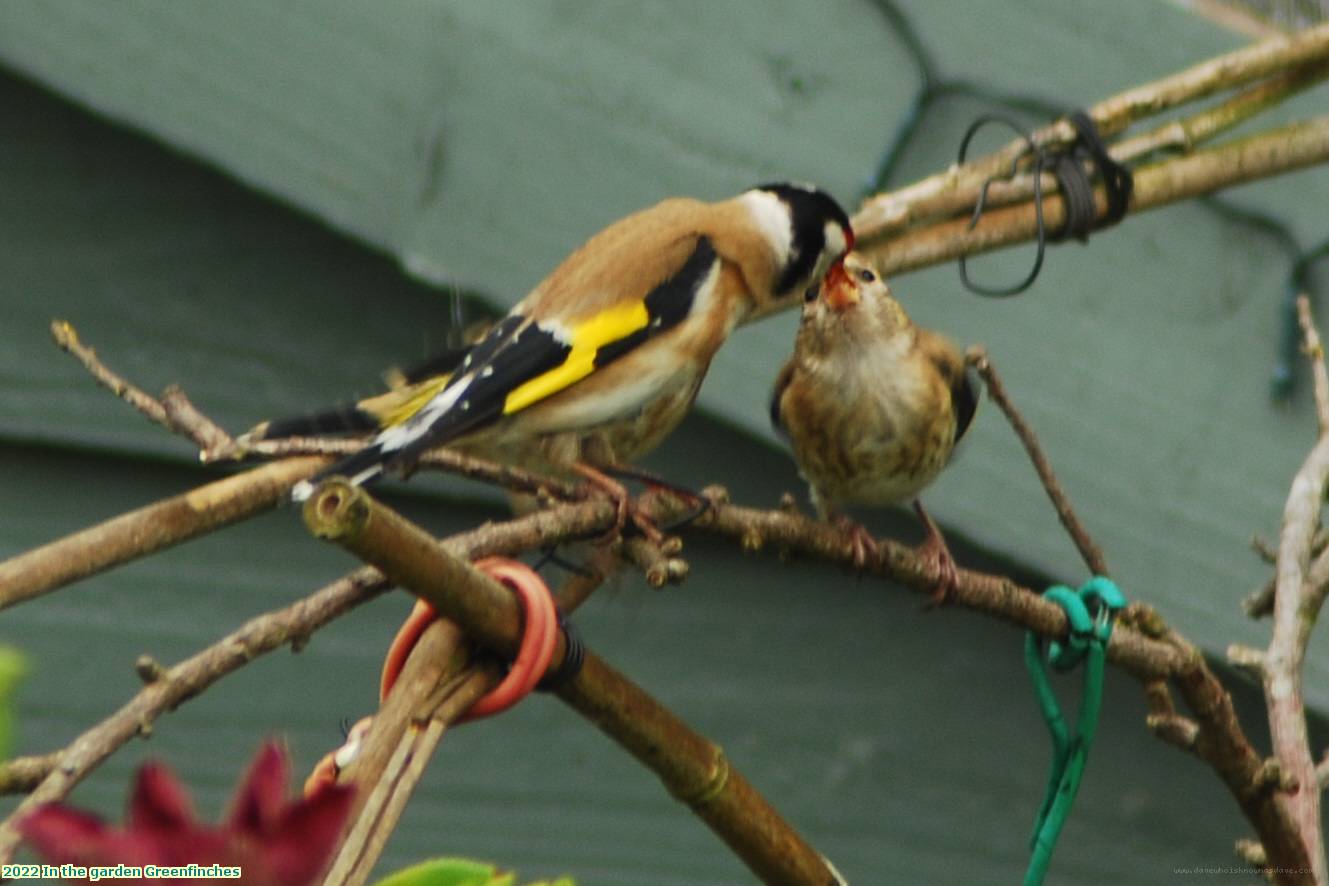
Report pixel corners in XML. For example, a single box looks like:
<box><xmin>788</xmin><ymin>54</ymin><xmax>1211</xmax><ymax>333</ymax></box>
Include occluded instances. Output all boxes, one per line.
<box><xmin>481</xmin><ymin>366</ymin><xmax>494</xmax><ymax>378</ymax></box>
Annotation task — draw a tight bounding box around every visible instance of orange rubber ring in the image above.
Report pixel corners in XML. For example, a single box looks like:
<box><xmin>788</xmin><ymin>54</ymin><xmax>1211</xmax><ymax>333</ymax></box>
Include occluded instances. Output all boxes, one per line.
<box><xmin>378</xmin><ymin>557</ymin><xmax>559</xmax><ymax>723</ymax></box>
<box><xmin>458</xmin><ymin>557</ymin><xmax>558</xmax><ymax>721</ymax></box>
<box><xmin>380</xmin><ymin>598</ymin><xmax>438</xmax><ymax>703</ymax></box>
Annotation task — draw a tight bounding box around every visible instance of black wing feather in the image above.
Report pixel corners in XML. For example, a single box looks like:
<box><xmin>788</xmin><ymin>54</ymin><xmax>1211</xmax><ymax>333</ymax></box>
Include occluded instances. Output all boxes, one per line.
<box><xmin>306</xmin><ymin>237</ymin><xmax>719</xmax><ymax>490</ymax></box>
<box><xmin>951</xmin><ymin>365</ymin><xmax>980</xmax><ymax>446</ymax></box>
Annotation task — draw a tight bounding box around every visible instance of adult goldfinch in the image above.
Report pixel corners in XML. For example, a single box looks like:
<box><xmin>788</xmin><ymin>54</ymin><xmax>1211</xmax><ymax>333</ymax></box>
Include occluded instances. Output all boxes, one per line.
<box><xmin>770</xmin><ymin>253</ymin><xmax>977</xmax><ymax>600</ymax></box>
<box><xmin>279</xmin><ymin>183</ymin><xmax>853</xmax><ymax>504</ymax></box>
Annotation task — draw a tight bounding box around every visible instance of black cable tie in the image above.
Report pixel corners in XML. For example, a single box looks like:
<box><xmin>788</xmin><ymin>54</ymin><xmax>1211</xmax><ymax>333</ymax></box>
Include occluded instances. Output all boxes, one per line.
<box><xmin>538</xmin><ymin>613</ymin><xmax>585</xmax><ymax>692</ymax></box>
<box><xmin>958</xmin><ymin>109</ymin><xmax>1134</xmax><ymax>297</ymax></box>
<box><xmin>1067</xmin><ymin>110</ymin><xmax>1133</xmax><ymax>227</ymax></box>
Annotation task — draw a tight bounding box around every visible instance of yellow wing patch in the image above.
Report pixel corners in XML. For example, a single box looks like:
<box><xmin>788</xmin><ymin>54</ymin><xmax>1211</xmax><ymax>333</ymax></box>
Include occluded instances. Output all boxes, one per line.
<box><xmin>502</xmin><ymin>299</ymin><xmax>650</xmax><ymax>415</ymax></box>
<box><xmin>359</xmin><ymin>374</ymin><xmax>456</xmax><ymax>428</ymax></box>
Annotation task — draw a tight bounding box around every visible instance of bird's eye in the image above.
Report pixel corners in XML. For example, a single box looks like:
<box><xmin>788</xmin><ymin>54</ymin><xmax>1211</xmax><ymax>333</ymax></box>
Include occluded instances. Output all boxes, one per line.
<box><xmin>856</xmin><ymin>268</ymin><xmax>876</xmax><ymax>284</ymax></box>
<box><xmin>804</xmin><ymin>284</ymin><xmax>819</xmax><ymax>303</ymax></box>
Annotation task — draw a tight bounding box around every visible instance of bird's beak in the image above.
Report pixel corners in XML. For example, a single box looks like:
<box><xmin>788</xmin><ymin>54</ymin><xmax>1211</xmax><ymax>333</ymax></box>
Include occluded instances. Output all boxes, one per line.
<box><xmin>821</xmin><ymin>259</ymin><xmax>858</xmax><ymax>311</ymax></box>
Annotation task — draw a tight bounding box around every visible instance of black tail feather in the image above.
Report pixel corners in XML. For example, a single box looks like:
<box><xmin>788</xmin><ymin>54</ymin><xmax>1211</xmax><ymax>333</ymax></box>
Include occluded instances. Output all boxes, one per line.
<box><xmin>260</xmin><ymin>406</ymin><xmax>380</xmax><ymax>440</ymax></box>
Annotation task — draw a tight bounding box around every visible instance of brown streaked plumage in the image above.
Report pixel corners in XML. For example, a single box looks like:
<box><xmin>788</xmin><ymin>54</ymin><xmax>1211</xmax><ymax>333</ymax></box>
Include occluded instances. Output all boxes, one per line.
<box><xmin>771</xmin><ymin>252</ymin><xmax>977</xmax><ymax>600</ymax></box>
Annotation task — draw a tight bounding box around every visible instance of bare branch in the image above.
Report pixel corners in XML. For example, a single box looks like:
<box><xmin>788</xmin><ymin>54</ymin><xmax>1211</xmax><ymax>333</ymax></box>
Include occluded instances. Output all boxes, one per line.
<box><xmin>0</xmin><ymin>456</ymin><xmax>324</xmax><ymax>611</ymax></box>
<box><xmin>1111</xmin><ymin>60</ymin><xmax>1329</xmax><ymax>165</ymax></box>
<box><xmin>328</xmin><ymin>560</ymin><xmax>614</xmax><ymax>885</ymax></box>
<box><xmin>851</xmin><ymin>23</ymin><xmax>1329</xmax><ymax>244</ymax></box>
<box><xmin>967</xmin><ymin>347</ymin><xmax>1109</xmax><ymax>577</ymax></box>
<box><xmin>653</xmin><ymin>491</ymin><xmax>1311</xmax><ymax>878</ymax></box>
<box><xmin>913</xmin><ymin>58</ymin><xmax>1329</xmax><ymax>229</ymax></box>
<box><xmin>859</xmin><ymin>115</ymin><xmax>1329</xmax><ymax>281</ymax></box>
<box><xmin>226</xmin><ymin>435</ymin><xmax>581</xmax><ymax>503</ymax></box>
<box><xmin>50</xmin><ymin>320</ymin><xmax>171</xmax><ymax>430</ymax></box>
<box><xmin>0</xmin><ymin>568</ymin><xmax>388</xmax><ymax>859</ymax></box>
<box><xmin>303</xmin><ymin>482</ymin><xmax>844</xmax><ymax>886</ymax></box>
<box><xmin>1258</xmin><ymin>297</ymin><xmax>1329</xmax><ymax>882</ymax></box>
<box><xmin>0</xmin><ymin>754</ymin><xmax>61</xmax><ymax>796</ymax></box>
<box><xmin>1299</xmin><ymin>295</ymin><xmax>1329</xmax><ymax>433</ymax></box>
<box><xmin>161</xmin><ymin>385</ymin><xmax>233</xmax><ymax>453</ymax></box>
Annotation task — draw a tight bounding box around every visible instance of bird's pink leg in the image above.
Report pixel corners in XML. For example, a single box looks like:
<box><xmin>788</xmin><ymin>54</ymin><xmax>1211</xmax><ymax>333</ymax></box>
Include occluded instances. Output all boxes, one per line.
<box><xmin>830</xmin><ymin>513</ymin><xmax>879</xmax><ymax>571</ymax></box>
<box><xmin>913</xmin><ymin>500</ymin><xmax>958</xmax><ymax>604</ymax></box>
<box><xmin>572</xmin><ymin>462</ymin><xmax>665</xmax><ymax>544</ymax></box>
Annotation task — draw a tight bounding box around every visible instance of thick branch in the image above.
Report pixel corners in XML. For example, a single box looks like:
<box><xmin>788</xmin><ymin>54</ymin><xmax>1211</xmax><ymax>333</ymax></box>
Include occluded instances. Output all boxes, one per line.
<box><xmin>303</xmin><ymin>482</ymin><xmax>842</xmax><ymax>886</ymax></box>
<box><xmin>852</xmin><ymin>22</ymin><xmax>1329</xmax><ymax>242</ymax></box>
<box><xmin>327</xmin><ymin>563</ymin><xmax>613</xmax><ymax>886</ymax></box>
<box><xmin>0</xmin><ymin>456</ymin><xmax>324</xmax><ymax>611</ymax></box>
<box><xmin>1260</xmin><ymin>297</ymin><xmax>1329</xmax><ymax>882</ymax></box>
<box><xmin>860</xmin><ymin>114</ymin><xmax>1329</xmax><ymax>280</ymax></box>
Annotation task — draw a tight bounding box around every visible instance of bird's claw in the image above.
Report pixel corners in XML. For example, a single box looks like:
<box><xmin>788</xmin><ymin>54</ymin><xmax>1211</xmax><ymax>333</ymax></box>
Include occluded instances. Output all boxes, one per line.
<box><xmin>913</xmin><ymin>500</ymin><xmax>958</xmax><ymax>606</ymax></box>
<box><xmin>832</xmin><ymin>515</ymin><xmax>878</xmax><ymax>571</ymax></box>
<box><xmin>572</xmin><ymin>463</ymin><xmax>665</xmax><ymax>545</ymax></box>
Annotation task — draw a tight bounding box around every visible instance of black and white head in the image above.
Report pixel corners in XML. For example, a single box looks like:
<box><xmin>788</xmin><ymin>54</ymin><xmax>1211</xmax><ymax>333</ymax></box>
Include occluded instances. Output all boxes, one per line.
<box><xmin>741</xmin><ymin>182</ymin><xmax>854</xmax><ymax>306</ymax></box>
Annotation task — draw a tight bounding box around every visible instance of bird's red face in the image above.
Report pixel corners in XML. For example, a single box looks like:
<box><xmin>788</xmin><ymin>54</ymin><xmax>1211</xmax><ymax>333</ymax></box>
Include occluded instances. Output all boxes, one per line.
<box><xmin>821</xmin><ymin>257</ymin><xmax>859</xmax><ymax>311</ymax></box>
<box><xmin>816</xmin><ymin>223</ymin><xmax>857</xmax><ymax>311</ymax></box>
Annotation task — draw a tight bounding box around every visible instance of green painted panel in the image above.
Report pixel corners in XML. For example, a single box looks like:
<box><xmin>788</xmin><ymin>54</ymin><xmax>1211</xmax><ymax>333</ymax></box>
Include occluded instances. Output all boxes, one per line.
<box><xmin>1</xmin><ymin>8</ymin><xmax>1329</xmax><ymax>869</ymax></box>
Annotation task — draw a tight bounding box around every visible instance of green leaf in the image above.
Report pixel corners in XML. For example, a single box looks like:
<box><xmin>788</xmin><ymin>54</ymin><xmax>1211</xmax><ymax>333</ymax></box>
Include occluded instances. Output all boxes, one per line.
<box><xmin>368</xmin><ymin>858</ymin><xmax>515</xmax><ymax>886</ymax></box>
<box><xmin>0</xmin><ymin>647</ymin><xmax>25</xmax><ymax>760</ymax></box>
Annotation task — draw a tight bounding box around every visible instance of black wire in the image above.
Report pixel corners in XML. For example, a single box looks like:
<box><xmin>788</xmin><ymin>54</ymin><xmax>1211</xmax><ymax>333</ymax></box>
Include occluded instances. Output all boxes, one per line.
<box><xmin>955</xmin><ymin>114</ymin><xmax>1047</xmax><ymax>297</ymax></box>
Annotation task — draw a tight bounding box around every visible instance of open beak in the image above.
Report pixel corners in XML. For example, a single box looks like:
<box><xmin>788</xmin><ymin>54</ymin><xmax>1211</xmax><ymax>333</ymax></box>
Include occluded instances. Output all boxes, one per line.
<box><xmin>821</xmin><ymin>259</ymin><xmax>858</xmax><ymax>311</ymax></box>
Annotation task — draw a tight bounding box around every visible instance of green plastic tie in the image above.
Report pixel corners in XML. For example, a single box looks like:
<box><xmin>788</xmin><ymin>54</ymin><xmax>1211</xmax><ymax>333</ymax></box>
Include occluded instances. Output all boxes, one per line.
<box><xmin>1023</xmin><ymin>577</ymin><xmax>1125</xmax><ymax>886</ymax></box>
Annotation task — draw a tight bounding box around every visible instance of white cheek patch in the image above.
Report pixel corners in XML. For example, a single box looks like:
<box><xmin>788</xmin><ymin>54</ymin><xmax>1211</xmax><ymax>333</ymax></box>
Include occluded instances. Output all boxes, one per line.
<box><xmin>824</xmin><ymin>222</ymin><xmax>848</xmax><ymax>260</ymax></box>
<box><xmin>739</xmin><ymin>190</ymin><xmax>794</xmax><ymax>268</ymax></box>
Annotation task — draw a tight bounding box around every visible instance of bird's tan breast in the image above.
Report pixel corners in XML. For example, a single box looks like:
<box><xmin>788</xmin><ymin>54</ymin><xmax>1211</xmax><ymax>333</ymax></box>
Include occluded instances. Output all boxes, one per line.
<box><xmin>778</xmin><ymin>351</ymin><xmax>958</xmax><ymax>508</ymax></box>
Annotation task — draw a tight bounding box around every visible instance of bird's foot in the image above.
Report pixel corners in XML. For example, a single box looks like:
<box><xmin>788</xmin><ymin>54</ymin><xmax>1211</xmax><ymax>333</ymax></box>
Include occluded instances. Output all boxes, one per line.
<box><xmin>572</xmin><ymin>462</ymin><xmax>665</xmax><ymax>545</ymax></box>
<box><xmin>831</xmin><ymin>515</ymin><xmax>879</xmax><ymax>572</ymax></box>
<box><xmin>913</xmin><ymin>500</ymin><xmax>958</xmax><ymax>606</ymax></box>
<box><xmin>602</xmin><ymin>464</ymin><xmax>712</xmax><ymax>532</ymax></box>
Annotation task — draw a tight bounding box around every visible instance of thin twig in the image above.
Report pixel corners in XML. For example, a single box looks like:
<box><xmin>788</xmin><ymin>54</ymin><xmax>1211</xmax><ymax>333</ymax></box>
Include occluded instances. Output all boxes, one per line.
<box><xmin>50</xmin><ymin>320</ymin><xmax>171</xmax><ymax>430</ymax></box>
<box><xmin>226</xmin><ymin>436</ymin><xmax>581</xmax><ymax>503</ymax></box>
<box><xmin>1298</xmin><ymin>295</ymin><xmax>1329</xmax><ymax>433</ymax></box>
<box><xmin>325</xmin><ymin>622</ymin><xmax>489</xmax><ymax>886</ymax></box>
<box><xmin>1111</xmin><ymin>60</ymin><xmax>1329</xmax><ymax>165</ymax></box>
<box><xmin>966</xmin><ymin>346</ymin><xmax>1110</xmax><ymax>577</ymax></box>
<box><xmin>161</xmin><ymin>384</ymin><xmax>233</xmax><ymax>452</ymax></box>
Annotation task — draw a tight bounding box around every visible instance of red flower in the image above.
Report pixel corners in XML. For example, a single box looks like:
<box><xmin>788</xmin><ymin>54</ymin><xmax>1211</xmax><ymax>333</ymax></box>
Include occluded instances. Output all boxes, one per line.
<box><xmin>20</xmin><ymin>742</ymin><xmax>353</xmax><ymax>885</ymax></box>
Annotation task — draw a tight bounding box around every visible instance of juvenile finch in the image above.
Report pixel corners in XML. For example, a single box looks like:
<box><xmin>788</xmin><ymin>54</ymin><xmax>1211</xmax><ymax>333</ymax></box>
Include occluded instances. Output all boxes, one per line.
<box><xmin>249</xmin><ymin>184</ymin><xmax>854</xmax><ymax>533</ymax></box>
<box><xmin>770</xmin><ymin>253</ymin><xmax>977</xmax><ymax>600</ymax></box>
